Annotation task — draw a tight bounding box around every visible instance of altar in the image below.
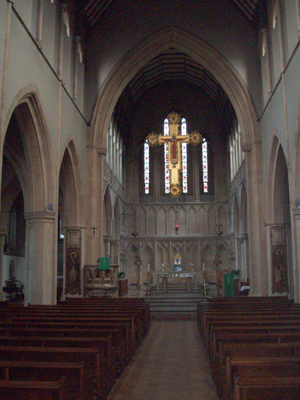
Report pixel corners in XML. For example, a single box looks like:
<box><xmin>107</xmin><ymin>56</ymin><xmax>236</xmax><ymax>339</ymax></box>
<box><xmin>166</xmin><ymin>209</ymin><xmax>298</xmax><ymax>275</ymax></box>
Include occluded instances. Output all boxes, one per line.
<box><xmin>154</xmin><ymin>271</ymin><xmax>197</xmax><ymax>293</ymax></box>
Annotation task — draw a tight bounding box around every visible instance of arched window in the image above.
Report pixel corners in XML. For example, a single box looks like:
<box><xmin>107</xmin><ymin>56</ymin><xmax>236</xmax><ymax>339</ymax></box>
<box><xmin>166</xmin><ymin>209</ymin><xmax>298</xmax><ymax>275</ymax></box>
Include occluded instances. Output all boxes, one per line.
<box><xmin>202</xmin><ymin>138</ymin><xmax>208</xmax><ymax>193</ymax></box>
<box><xmin>200</xmin><ymin>137</ymin><xmax>214</xmax><ymax>195</ymax></box>
<box><xmin>164</xmin><ymin>118</ymin><xmax>171</xmax><ymax>194</ymax></box>
<box><xmin>144</xmin><ymin>140</ymin><xmax>150</xmax><ymax>194</ymax></box>
<box><xmin>143</xmin><ymin>114</ymin><xmax>206</xmax><ymax>196</ymax></box>
<box><xmin>181</xmin><ymin>118</ymin><xmax>188</xmax><ymax>193</ymax></box>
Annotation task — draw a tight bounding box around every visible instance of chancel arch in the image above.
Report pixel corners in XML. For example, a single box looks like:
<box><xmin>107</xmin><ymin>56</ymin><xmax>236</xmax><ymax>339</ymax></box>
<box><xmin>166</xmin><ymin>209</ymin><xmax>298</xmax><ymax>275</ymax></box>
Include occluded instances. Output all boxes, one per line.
<box><xmin>87</xmin><ymin>27</ymin><xmax>265</xmax><ymax>294</ymax></box>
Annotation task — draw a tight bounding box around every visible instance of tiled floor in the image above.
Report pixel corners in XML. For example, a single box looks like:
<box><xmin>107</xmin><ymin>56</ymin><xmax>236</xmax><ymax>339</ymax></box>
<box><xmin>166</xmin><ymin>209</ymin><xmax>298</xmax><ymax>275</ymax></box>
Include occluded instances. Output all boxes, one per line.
<box><xmin>108</xmin><ymin>319</ymin><xmax>219</xmax><ymax>400</ymax></box>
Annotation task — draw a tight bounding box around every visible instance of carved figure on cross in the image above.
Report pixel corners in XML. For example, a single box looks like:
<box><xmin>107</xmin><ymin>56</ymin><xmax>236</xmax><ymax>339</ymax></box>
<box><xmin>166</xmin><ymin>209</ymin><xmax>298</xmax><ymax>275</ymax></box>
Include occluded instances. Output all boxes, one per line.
<box><xmin>147</xmin><ymin>112</ymin><xmax>202</xmax><ymax>197</ymax></box>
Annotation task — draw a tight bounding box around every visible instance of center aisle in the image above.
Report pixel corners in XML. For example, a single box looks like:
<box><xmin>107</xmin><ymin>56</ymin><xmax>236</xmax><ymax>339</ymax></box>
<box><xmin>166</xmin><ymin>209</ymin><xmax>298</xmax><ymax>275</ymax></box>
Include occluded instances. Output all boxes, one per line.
<box><xmin>108</xmin><ymin>319</ymin><xmax>219</xmax><ymax>400</ymax></box>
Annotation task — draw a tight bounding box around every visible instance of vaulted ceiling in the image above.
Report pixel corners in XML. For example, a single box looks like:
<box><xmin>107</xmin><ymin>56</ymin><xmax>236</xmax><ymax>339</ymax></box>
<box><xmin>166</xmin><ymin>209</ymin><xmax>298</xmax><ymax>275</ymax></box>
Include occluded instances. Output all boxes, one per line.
<box><xmin>113</xmin><ymin>49</ymin><xmax>236</xmax><ymax>145</ymax></box>
<box><xmin>81</xmin><ymin>0</ymin><xmax>267</xmax><ymax>28</ymax></box>
<box><xmin>74</xmin><ymin>0</ymin><xmax>267</xmax><ymax>144</ymax></box>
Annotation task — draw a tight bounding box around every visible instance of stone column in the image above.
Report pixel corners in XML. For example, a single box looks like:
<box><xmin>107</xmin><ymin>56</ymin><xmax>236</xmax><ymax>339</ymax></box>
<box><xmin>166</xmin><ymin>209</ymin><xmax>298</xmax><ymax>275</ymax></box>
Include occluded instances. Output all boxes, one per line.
<box><xmin>0</xmin><ymin>230</ymin><xmax>7</xmax><ymax>301</ymax></box>
<box><xmin>24</xmin><ymin>211</ymin><xmax>56</xmax><ymax>305</ymax></box>
<box><xmin>291</xmin><ymin>209</ymin><xmax>300</xmax><ymax>302</ymax></box>
<box><xmin>86</xmin><ymin>146</ymin><xmax>106</xmax><ymax>264</ymax></box>
<box><xmin>240</xmin><ymin>233</ymin><xmax>248</xmax><ymax>282</ymax></box>
<box><xmin>243</xmin><ymin>140</ymin><xmax>267</xmax><ymax>296</ymax></box>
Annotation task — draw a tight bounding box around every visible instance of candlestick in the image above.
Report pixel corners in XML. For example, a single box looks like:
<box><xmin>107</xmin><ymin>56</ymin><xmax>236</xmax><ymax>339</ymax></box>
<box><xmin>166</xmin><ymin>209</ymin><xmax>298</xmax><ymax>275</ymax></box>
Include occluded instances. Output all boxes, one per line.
<box><xmin>146</xmin><ymin>271</ymin><xmax>151</xmax><ymax>297</ymax></box>
<box><xmin>203</xmin><ymin>271</ymin><xmax>207</xmax><ymax>297</ymax></box>
<box><xmin>202</xmin><ymin>262</ymin><xmax>205</xmax><ymax>271</ymax></box>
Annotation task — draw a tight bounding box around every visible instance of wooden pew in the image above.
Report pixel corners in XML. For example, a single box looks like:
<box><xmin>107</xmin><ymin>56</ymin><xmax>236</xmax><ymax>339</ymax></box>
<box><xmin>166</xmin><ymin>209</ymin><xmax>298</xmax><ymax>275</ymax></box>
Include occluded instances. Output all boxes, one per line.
<box><xmin>0</xmin><ymin>319</ymin><xmax>132</xmax><ymax>361</ymax></box>
<box><xmin>197</xmin><ymin>303</ymin><xmax>300</xmax><ymax>337</ymax></box>
<box><xmin>0</xmin><ymin>360</ymin><xmax>90</xmax><ymax>400</ymax></box>
<box><xmin>0</xmin><ymin>335</ymin><xmax>116</xmax><ymax>393</ymax></box>
<box><xmin>197</xmin><ymin>297</ymin><xmax>300</xmax><ymax>399</ymax></box>
<box><xmin>0</xmin><ymin>376</ymin><xmax>68</xmax><ymax>400</ymax></box>
<box><xmin>0</xmin><ymin>297</ymin><xmax>151</xmax><ymax>398</ymax></box>
<box><xmin>226</xmin><ymin>356</ymin><xmax>300</xmax><ymax>400</ymax></box>
<box><xmin>207</xmin><ymin>321</ymin><xmax>300</xmax><ymax>357</ymax></box>
<box><xmin>233</xmin><ymin>376</ymin><xmax>300</xmax><ymax>400</ymax></box>
<box><xmin>1</xmin><ymin>307</ymin><xmax>143</xmax><ymax>343</ymax></box>
<box><xmin>209</xmin><ymin>326</ymin><xmax>300</xmax><ymax>373</ymax></box>
<box><xmin>215</xmin><ymin>341</ymin><xmax>300</xmax><ymax>398</ymax></box>
<box><xmin>3</xmin><ymin>315</ymin><xmax>138</xmax><ymax>355</ymax></box>
<box><xmin>200</xmin><ymin>310</ymin><xmax>300</xmax><ymax>341</ymax></box>
<box><xmin>0</xmin><ymin>326</ymin><xmax>127</xmax><ymax>375</ymax></box>
<box><xmin>0</xmin><ymin>346</ymin><xmax>107</xmax><ymax>399</ymax></box>
<box><xmin>26</xmin><ymin>299</ymin><xmax>150</xmax><ymax>334</ymax></box>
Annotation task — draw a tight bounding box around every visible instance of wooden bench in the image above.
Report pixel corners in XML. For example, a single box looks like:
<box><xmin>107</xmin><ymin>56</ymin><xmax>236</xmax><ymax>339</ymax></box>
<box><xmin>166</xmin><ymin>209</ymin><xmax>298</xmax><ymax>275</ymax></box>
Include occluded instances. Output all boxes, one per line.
<box><xmin>215</xmin><ymin>341</ymin><xmax>300</xmax><ymax>398</ymax></box>
<box><xmin>0</xmin><ymin>335</ymin><xmax>116</xmax><ymax>392</ymax></box>
<box><xmin>207</xmin><ymin>321</ymin><xmax>300</xmax><ymax>357</ymax></box>
<box><xmin>233</xmin><ymin>376</ymin><xmax>300</xmax><ymax>400</ymax></box>
<box><xmin>0</xmin><ymin>346</ymin><xmax>107</xmax><ymax>399</ymax></box>
<box><xmin>226</xmin><ymin>356</ymin><xmax>300</xmax><ymax>400</ymax></box>
<box><xmin>0</xmin><ymin>325</ymin><xmax>127</xmax><ymax>375</ymax></box>
<box><xmin>4</xmin><ymin>315</ymin><xmax>139</xmax><ymax>354</ymax></box>
<box><xmin>0</xmin><ymin>376</ymin><xmax>69</xmax><ymax>400</ymax></box>
<box><xmin>0</xmin><ymin>360</ymin><xmax>90</xmax><ymax>400</ymax></box>
<box><xmin>209</xmin><ymin>326</ymin><xmax>300</xmax><ymax>372</ymax></box>
<box><xmin>0</xmin><ymin>297</ymin><xmax>151</xmax><ymax>398</ymax></box>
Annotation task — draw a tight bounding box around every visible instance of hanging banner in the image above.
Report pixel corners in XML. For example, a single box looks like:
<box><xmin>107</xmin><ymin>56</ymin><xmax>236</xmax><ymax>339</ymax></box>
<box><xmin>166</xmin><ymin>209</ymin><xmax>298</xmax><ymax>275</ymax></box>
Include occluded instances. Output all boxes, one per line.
<box><xmin>99</xmin><ymin>257</ymin><xmax>110</xmax><ymax>270</ymax></box>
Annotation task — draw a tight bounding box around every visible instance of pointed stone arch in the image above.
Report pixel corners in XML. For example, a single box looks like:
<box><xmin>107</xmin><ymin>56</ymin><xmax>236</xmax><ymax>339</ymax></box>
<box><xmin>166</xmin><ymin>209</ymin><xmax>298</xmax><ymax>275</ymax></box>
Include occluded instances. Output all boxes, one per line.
<box><xmin>3</xmin><ymin>86</ymin><xmax>54</xmax><ymax>212</ymax></box>
<box><xmin>267</xmin><ymin>134</ymin><xmax>283</xmax><ymax>222</ymax></box>
<box><xmin>266</xmin><ymin>134</ymin><xmax>291</xmax><ymax>296</ymax></box>
<box><xmin>87</xmin><ymin>27</ymin><xmax>265</xmax><ymax>294</ymax></box>
<box><xmin>1</xmin><ymin>86</ymin><xmax>55</xmax><ymax>304</ymax></box>
<box><xmin>90</xmin><ymin>27</ymin><xmax>258</xmax><ymax>149</ymax></box>
<box><xmin>59</xmin><ymin>140</ymin><xmax>84</xmax><ymax>298</ymax></box>
<box><xmin>59</xmin><ymin>139</ymin><xmax>84</xmax><ymax>227</ymax></box>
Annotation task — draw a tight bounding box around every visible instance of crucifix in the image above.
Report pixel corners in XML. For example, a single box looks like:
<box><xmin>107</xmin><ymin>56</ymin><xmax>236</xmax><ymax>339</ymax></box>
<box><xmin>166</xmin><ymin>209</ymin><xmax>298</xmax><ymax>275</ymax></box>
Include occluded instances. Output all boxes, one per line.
<box><xmin>146</xmin><ymin>112</ymin><xmax>202</xmax><ymax>197</ymax></box>
<box><xmin>90</xmin><ymin>225</ymin><xmax>97</xmax><ymax>237</ymax></box>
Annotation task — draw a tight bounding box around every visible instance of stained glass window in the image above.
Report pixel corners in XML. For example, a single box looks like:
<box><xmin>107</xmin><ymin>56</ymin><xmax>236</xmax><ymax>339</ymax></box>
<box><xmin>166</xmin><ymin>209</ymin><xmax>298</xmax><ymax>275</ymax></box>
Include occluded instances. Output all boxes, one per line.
<box><xmin>144</xmin><ymin>140</ymin><xmax>150</xmax><ymax>194</ymax></box>
<box><xmin>164</xmin><ymin>119</ymin><xmax>170</xmax><ymax>193</ymax></box>
<box><xmin>59</xmin><ymin>217</ymin><xmax>64</xmax><ymax>239</ymax></box>
<box><xmin>202</xmin><ymin>138</ymin><xmax>208</xmax><ymax>193</ymax></box>
<box><xmin>181</xmin><ymin>118</ymin><xmax>188</xmax><ymax>193</ymax></box>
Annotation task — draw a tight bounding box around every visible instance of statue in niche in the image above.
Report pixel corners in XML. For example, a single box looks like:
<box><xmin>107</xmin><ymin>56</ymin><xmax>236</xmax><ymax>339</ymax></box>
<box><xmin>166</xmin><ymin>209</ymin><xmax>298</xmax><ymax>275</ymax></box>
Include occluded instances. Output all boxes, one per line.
<box><xmin>174</xmin><ymin>253</ymin><xmax>182</xmax><ymax>272</ymax></box>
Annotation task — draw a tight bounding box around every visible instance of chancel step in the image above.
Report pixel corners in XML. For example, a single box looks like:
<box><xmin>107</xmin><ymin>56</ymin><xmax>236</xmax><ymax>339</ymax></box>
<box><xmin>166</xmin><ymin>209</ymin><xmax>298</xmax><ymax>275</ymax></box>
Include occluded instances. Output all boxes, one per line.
<box><xmin>144</xmin><ymin>285</ymin><xmax>207</xmax><ymax>316</ymax></box>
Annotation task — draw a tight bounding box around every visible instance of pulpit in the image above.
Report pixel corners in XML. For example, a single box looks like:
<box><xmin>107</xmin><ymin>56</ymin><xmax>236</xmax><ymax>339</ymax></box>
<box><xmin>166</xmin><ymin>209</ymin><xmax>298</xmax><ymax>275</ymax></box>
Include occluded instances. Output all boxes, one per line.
<box><xmin>84</xmin><ymin>264</ymin><xmax>119</xmax><ymax>297</ymax></box>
